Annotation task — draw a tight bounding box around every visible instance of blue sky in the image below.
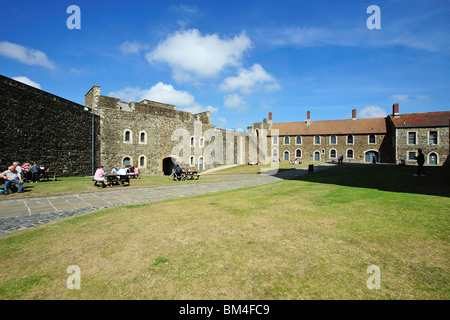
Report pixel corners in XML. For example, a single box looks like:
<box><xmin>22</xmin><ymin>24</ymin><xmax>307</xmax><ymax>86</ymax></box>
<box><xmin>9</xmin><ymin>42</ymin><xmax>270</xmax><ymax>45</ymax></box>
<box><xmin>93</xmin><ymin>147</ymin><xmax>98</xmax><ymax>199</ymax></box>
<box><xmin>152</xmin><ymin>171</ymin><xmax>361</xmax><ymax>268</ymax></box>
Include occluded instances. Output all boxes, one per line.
<box><xmin>1</xmin><ymin>0</ymin><xmax>449</xmax><ymax>130</ymax></box>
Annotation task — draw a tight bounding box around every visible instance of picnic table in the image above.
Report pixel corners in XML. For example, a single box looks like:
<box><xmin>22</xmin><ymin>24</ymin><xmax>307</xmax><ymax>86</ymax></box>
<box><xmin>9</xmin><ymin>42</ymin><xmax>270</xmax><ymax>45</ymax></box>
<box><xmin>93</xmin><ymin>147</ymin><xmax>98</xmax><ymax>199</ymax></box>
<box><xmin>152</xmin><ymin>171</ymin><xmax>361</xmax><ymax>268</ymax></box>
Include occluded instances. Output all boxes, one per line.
<box><xmin>105</xmin><ymin>173</ymin><xmax>130</xmax><ymax>186</ymax></box>
<box><xmin>184</xmin><ymin>171</ymin><xmax>200</xmax><ymax>180</ymax></box>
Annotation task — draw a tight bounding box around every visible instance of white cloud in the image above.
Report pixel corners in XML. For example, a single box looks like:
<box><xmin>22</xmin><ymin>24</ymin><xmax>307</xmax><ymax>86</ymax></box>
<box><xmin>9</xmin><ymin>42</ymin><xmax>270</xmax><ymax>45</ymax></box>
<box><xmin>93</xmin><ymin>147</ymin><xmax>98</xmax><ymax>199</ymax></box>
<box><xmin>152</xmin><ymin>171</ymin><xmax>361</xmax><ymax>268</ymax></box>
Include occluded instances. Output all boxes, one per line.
<box><xmin>12</xmin><ymin>76</ymin><xmax>41</xmax><ymax>89</ymax></box>
<box><xmin>146</xmin><ymin>29</ymin><xmax>252</xmax><ymax>82</ymax></box>
<box><xmin>359</xmin><ymin>106</ymin><xmax>387</xmax><ymax>118</ymax></box>
<box><xmin>119</xmin><ymin>41</ymin><xmax>146</xmax><ymax>55</ymax></box>
<box><xmin>415</xmin><ymin>95</ymin><xmax>430</xmax><ymax>101</ymax></box>
<box><xmin>0</xmin><ymin>41</ymin><xmax>55</xmax><ymax>69</ymax></box>
<box><xmin>108</xmin><ymin>82</ymin><xmax>217</xmax><ymax>114</ymax></box>
<box><xmin>220</xmin><ymin>64</ymin><xmax>280</xmax><ymax>94</ymax></box>
<box><xmin>392</xmin><ymin>94</ymin><xmax>409</xmax><ymax>102</ymax></box>
<box><xmin>223</xmin><ymin>93</ymin><xmax>247</xmax><ymax>111</ymax></box>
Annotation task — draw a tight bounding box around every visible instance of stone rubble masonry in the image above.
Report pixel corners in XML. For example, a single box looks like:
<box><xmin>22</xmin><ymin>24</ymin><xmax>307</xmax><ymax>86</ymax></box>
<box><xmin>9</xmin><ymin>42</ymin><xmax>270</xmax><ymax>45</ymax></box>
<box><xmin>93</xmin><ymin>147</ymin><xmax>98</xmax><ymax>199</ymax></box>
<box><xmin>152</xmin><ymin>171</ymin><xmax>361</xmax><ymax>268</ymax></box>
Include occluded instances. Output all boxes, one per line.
<box><xmin>0</xmin><ymin>75</ymin><xmax>100</xmax><ymax>176</ymax></box>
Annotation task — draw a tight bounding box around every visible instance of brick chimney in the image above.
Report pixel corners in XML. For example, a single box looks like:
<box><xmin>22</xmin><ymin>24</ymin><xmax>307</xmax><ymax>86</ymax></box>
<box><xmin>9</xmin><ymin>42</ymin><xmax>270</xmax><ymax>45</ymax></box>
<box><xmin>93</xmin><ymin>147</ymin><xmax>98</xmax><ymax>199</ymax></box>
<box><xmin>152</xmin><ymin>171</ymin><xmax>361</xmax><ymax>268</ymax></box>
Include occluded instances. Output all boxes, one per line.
<box><xmin>352</xmin><ymin>109</ymin><xmax>356</xmax><ymax>120</ymax></box>
<box><xmin>393</xmin><ymin>103</ymin><xmax>399</xmax><ymax>117</ymax></box>
<box><xmin>306</xmin><ymin>111</ymin><xmax>310</xmax><ymax>125</ymax></box>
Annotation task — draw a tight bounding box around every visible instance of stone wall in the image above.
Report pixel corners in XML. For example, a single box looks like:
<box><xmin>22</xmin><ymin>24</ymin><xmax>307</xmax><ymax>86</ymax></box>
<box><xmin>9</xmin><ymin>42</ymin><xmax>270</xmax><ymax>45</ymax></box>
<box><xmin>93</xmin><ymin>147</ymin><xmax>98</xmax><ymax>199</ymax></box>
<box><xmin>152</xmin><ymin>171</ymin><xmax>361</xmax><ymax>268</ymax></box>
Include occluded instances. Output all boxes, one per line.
<box><xmin>395</xmin><ymin>127</ymin><xmax>449</xmax><ymax>165</ymax></box>
<box><xmin>0</xmin><ymin>75</ymin><xmax>100</xmax><ymax>176</ymax></box>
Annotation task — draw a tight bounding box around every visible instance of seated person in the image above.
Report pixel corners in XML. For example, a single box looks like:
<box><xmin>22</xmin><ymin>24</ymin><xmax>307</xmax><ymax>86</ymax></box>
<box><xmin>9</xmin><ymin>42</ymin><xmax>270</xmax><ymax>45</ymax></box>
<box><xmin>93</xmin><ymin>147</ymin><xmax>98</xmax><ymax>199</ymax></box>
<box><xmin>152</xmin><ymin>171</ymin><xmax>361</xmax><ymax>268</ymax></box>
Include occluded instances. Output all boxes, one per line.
<box><xmin>1</xmin><ymin>165</ymin><xmax>24</xmax><ymax>195</ymax></box>
<box><xmin>93</xmin><ymin>165</ymin><xmax>108</xmax><ymax>186</ymax></box>
<box><xmin>111</xmin><ymin>165</ymin><xmax>119</xmax><ymax>174</ymax></box>
<box><xmin>117</xmin><ymin>166</ymin><xmax>129</xmax><ymax>176</ymax></box>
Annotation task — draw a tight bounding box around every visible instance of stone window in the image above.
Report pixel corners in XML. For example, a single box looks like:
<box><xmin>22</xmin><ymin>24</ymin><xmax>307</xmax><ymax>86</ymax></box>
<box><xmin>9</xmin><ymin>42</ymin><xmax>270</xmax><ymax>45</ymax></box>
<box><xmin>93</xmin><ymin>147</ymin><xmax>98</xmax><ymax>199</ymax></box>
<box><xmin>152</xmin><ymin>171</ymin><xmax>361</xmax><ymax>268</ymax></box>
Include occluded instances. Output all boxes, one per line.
<box><xmin>124</xmin><ymin>130</ymin><xmax>132</xmax><ymax>143</ymax></box>
<box><xmin>199</xmin><ymin>137</ymin><xmax>204</xmax><ymax>147</ymax></box>
<box><xmin>330</xmin><ymin>135</ymin><xmax>337</xmax><ymax>145</ymax></box>
<box><xmin>139</xmin><ymin>156</ymin><xmax>146</xmax><ymax>168</ymax></box>
<box><xmin>139</xmin><ymin>131</ymin><xmax>147</xmax><ymax>144</ymax></box>
<box><xmin>272</xmin><ymin>149</ymin><xmax>278</xmax><ymax>158</ymax></box>
<box><xmin>284</xmin><ymin>136</ymin><xmax>290</xmax><ymax>145</ymax></box>
<box><xmin>368</xmin><ymin>134</ymin><xmax>376</xmax><ymax>144</ymax></box>
<box><xmin>408</xmin><ymin>151</ymin><xmax>417</xmax><ymax>161</ymax></box>
<box><xmin>295</xmin><ymin>136</ymin><xmax>302</xmax><ymax>145</ymax></box>
<box><xmin>347</xmin><ymin>135</ymin><xmax>354</xmax><ymax>145</ymax></box>
<box><xmin>314</xmin><ymin>135</ymin><xmax>321</xmax><ymax>145</ymax></box>
<box><xmin>190</xmin><ymin>156</ymin><xmax>195</xmax><ymax>166</ymax></box>
<box><xmin>330</xmin><ymin>149</ymin><xmax>337</xmax><ymax>158</ymax></box>
<box><xmin>123</xmin><ymin>157</ymin><xmax>131</xmax><ymax>166</ymax></box>
<box><xmin>190</xmin><ymin>137</ymin><xmax>195</xmax><ymax>147</ymax></box>
<box><xmin>408</xmin><ymin>132</ymin><xmax>417</xmax><ymax>145</ymax></box>
<box><xmin>272</xmin><ymin>136</ymin><xmax>278</xmax><ymax>145</ymax></box>
<box><xmin>346</xmin><ymin>149</ymin><xmax>354</xmax><ymax>159</ymax></box>
<box><xmin>429</xmin><ymin>131</ymin><xmax>438</xmax><ymax>145</ymax></box>
<box><xmin>429</xmin><ymin>152</ymin><xmax>438</xmax><ymax>165</ymax></box>
<box><xmin>296</xmin><ymin>149</ymin><xmax>302</xmax><ymax>158</ymax></box>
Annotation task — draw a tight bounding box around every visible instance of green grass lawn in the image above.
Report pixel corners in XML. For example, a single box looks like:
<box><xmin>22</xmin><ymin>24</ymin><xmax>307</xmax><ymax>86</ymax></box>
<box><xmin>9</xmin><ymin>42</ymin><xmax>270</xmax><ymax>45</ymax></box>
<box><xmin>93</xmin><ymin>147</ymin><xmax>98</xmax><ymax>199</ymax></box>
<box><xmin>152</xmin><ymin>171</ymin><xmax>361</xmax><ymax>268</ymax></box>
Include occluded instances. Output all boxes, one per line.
<box><xmin>205</xmin><ymin>161</ymin><xmax>314</xmax><ymax>175</ymax></box>
<box><xmin>0</xmin><ymin>174</ymin><xmax>218</xmax><ymax>201</ymax></box>
<box><xmin>0</xmin><ymin>164</ymin><xmax>448</xmax><ymax>299</ymax></box>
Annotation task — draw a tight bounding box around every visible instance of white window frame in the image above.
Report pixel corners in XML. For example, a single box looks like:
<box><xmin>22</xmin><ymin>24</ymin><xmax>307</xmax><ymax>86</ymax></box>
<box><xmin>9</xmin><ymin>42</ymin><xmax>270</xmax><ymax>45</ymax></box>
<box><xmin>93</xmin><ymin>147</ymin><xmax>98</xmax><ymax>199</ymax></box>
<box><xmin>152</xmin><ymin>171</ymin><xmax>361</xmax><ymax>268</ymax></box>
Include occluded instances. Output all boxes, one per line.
<box><xmin>283</xmin><ymin>150</ymin><xmax>290</xmax><ymax>161</ymax></box>
<box><xmin>122</xmin><ymin>156</ymin><xmax>133</xmax><ymax>166</ymax></box>
<box><xmin>314</xmin><ymin>151</ymin><xmax>321</xmax><ymax>161</ymax></box>
<box><xmin>428</xmin><ymin>152</ymin><xmax>439</xmax><ymax>165</ymax></box>
<box><xmin>272</xmin><ymin>148</ymin><xmax>278</xmax><ymax>158</ymax></box>
<box><xmin>330</xmin><ymin>135</ymin><xmax>337</xmax><ymax>145</ymax></box>
<box><xmin>368</xmin><ymin>134</ymin><xmax>376</xmax><ymax>145</ymax></box>
<box><xmin>346</xmin><ymin>135</ymin><xmax>354</xmax><ymax>145</ymax></box>
<box><xmin>407</xmin><ymin>131</ymin><xmax>417</xmax><ymax>145</ymax></box>
<box><xmin>295</xmin><ymin>148</ymin><xmax>302</xmax><ymax>158</ymax></box>
<box><xmin>190</xmin><ymin>156</ymin><xmax>195</xmax><ymax>166</ymax></box>
<box><xmin>429</xmin><ymin>131</ymin><xmax>438</xmax><ymax>145</ymax></box>
<box><xmin>314</xmin><ymin>135</ymin><xmax>321</xmax><ymax>145</ymax></box>
<box><xmin>284</xmin><ymin>136</ymin><xmax>290</xmax><ymax>145</ymax></box>
<box><xmin>123</xmin><ymin>129</ymin><xmax>132</xmax><ymax>143</ymax></box>
<box><xmin>139</xmin><ymin>155</ymin><xmax>147</xmax><ymax>168</ymax></box>
<box><xmin>190</xmin><ymin>136</ymin><xmax>195</xmax><ymax>147</ymax></box>
<box><xmin>346</xmin><ymin>149</ymin><xmax>354</xmax><ymax>159</ymax></box>
<box><xmin>329</xmin><ymin>148</ymin><xmax>337</xmax><ymax>159</ymax></box>
<box><xmin>408</xmin><ymin>151</ymin><xmax>417</xmax><ymax>161</ymax></box>
<box><xmin>295</xmin><ymin>136</ymin><xmax>302</xmax><ymax>145</ymax></box>
<box><xmin>199</xmin><ymin>137</ymin><xmax>204</xmax><ymax>147</ymax></box>
<box><xmin>272</xmin><ymin>136</ymin><xmax>278</xmax><ymax>145</ymax></box>
<box><xmin>139</xmin><ymin>131</ymin><xmax>147</xmax><ymax>144</ymax></box>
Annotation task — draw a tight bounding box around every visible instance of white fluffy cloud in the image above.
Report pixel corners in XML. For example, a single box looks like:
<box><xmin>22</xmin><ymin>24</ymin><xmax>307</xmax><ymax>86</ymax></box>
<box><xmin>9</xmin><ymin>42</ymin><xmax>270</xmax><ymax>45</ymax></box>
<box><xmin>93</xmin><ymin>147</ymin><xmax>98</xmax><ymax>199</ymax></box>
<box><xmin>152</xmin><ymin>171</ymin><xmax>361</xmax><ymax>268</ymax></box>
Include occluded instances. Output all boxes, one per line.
<box><xmin>392</xmin><ymin>94</ymin><xmax>409</xmax><ymax>102</ymax></box>
<box><xmin>359</xmin><ymin>106</ymin><xmax>387</xmax><ymax>118</ymax></box>
<box><xmin>0</xmin><ymin>41</ymin><xmax>55</xmax><ymax>69</ymax></box>
<box><xmin>223</xmin><ymin>93</ymin><xmax>247</xmax><ymax>111</ymax></box>
<box><xmin>109</xmin><ymin>82</ymin><xmax>217</xmax><ymax>114</ymax></box>
<box><xmin>220</xmin><ymin>64</ymin><xmax>280</xmax><ymax>94</ymax></box>
<box><xmin>12</xmin><ymin>76</ymin><xmax>41</xmax><ymax>89</ymax></box>
<box><xmin>146</xmin><ymin>29</ymin><xmax>252</xmax><ymax>82</ymax></box>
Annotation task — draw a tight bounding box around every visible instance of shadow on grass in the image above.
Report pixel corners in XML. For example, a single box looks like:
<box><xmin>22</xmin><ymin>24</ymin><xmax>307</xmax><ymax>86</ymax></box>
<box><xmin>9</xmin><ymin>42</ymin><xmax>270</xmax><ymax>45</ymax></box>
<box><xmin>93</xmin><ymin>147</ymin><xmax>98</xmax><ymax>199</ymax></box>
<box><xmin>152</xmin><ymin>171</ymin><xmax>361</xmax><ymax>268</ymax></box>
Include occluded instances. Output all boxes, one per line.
<box><xmin>293</xmin><ymin>163</ymin><xmax>450</xmax><ymax>198</ymax></box>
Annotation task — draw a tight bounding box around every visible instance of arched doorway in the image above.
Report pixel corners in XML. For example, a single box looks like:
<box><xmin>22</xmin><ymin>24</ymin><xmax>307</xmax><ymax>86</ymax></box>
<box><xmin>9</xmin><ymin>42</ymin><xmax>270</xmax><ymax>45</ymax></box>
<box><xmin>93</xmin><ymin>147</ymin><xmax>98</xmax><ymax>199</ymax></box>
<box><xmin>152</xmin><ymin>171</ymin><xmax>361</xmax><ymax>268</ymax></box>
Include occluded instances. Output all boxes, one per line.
<box><xmin>314</xmin><ymin>151</ymin><xmax>320</xmax><ymax>161</ymax></box>
<box><xmin>198</xmin><ymin>157</ymin><xmax>204</xmax><ymax>171</ymax></box>
<box><xmin>365</xmin><ymin>151</ymin><xmax>378</xmax><ymax>163</ymax></box>
<box><xmin>284</xmin><ymin>151</ymin><xmax>289</xmax><ymax>161</ymax></box>
<box><xmin>429</xmin><ymin>153</ymin><xmax>438</xmax><ymax>165</ymax></box>
<box><xmin>162</xmin><ymin>157</ymin><xmax>176</xmax><ymax>175</ymax></box>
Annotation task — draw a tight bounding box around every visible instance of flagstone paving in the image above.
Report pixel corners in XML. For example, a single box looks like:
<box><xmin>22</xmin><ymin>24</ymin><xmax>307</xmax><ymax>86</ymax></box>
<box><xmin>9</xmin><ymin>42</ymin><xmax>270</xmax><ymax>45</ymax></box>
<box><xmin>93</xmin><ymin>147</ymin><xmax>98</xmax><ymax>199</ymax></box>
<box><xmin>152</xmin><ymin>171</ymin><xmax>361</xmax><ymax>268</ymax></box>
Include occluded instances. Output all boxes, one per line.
<box><xmin>0</xmin><ymin>164</ymin><xmax>335</xmax><ymax>237</ymax></box>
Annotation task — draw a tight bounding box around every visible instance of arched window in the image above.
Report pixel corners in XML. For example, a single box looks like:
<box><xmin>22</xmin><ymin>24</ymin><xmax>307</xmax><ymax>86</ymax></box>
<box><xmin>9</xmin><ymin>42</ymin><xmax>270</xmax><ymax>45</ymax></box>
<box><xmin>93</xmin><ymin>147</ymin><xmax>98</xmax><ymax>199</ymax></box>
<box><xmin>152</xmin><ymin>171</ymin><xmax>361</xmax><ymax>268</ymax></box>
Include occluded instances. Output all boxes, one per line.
<box><xmin>296</xmin><ymin>136</ymin><xmax>302</xmax><ymax>145</ymax></box>
<box><xmin>330</xmin><ymin>149</ymin><xmax>337</xmax><ymax>158</ymax></box>
<box><xmin>124</xmin><ymin>130</ymin><xmax>132</xmax><ymax>143</ymax></box>
<box><xmin>346</xmin><ymin>149</ymin><xmax>354</xmax><ymax>159</ymax></box>
<box><xmin>429</xmin><ymin>153</ymin><xmax>438</xmax><ymax>165</ymax></box>
<box><xmin>139</xmin><ymin>156</ymin><xmax>146</xmax><ymax>168</ymax></box>
<box><xmin>330</xmin><ymin>135</ymin><xmax>337</xmax><ymax>145</ymax></box>
<box><xmin>368</xmin><ymin>134</ymin><xmax>376</xmax><ymax>144</ymax></box>
<box><xmin>272</xmin><ymin>149</ymin><xmax>278</xmax><ymax>158</ymax></box>
<box><xmin>296</xmin><ymin>149</ymin><xmax>302</xmax><ymax>158</ymax></box>
<box><xmin>347</xmin><ymin>135</ymin><xmax>354</xmax><ymax>144</ymax></box>
<box><xmin>190</xmin><ymin>156</ymin><xmax>195</xmax><ymax>166</ymax></box>
<box><xmin>199</xmin><ymin>137</ymin><xmax>204</xmax><ymax>147</ymax></box>
<box><xmin>314</xmin><ymin>135</ymin><xmax>321</xmax><ymax>145</ymax></box>
<box><xmin>190</xmin><ymin>137</ymin><xmax>195</xmax><ymax>147</ymax></box>
<box><xmin>272</xmin><ymin>136</ymin><xmax>278</xmax><ymax>145</ymax></box>
<box><xmin>123</xmin><ymin>157</ymin><xmax>131</xmax><ymax>166</ymax></box>
<box><xmin>284</xmin><ymin>136</ymin><xmax>290</xmax><ymax>145</ymax></box>
<box><xmin>140</xmin><ymin>132</ymin><xmax>146</xmax><ymax>144</ymax></box>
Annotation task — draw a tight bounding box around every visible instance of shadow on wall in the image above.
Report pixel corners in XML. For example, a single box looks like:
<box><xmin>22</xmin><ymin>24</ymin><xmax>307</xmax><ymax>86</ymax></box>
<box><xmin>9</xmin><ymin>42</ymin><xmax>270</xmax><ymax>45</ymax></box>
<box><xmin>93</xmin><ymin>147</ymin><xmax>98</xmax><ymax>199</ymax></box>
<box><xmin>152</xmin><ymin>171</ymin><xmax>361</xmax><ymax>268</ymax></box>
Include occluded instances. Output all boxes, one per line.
<box><xmin>293</xmin><ymin>163</ymin><xmax>450</xmax><ymax>198</ymax></box>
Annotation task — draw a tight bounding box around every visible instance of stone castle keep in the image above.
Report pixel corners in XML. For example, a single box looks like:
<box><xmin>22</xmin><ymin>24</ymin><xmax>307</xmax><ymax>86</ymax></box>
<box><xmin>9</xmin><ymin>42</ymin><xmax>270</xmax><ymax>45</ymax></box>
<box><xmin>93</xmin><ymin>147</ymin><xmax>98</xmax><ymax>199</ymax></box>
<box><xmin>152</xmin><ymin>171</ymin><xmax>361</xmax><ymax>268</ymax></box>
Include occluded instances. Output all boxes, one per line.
<box><xmin>1</xmin><ymin>74</ymin><xmax>449</xmax><ymax>176</ymax></box>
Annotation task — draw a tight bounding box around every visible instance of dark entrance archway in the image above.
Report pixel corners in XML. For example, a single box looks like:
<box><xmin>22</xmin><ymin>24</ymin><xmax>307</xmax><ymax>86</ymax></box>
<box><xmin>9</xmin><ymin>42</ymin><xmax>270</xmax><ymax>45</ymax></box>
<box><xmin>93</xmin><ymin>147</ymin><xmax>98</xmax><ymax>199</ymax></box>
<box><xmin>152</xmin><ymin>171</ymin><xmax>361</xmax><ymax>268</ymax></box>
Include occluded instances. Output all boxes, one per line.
<box><xmin>162</xmin><ymin>157</ymin><xmax>177</xmax><ymax>175</ymax></box>
<box><xmin>365</xmin><ymin>151</ymin><xmax>378</xmax><ymax>163</ymax></box>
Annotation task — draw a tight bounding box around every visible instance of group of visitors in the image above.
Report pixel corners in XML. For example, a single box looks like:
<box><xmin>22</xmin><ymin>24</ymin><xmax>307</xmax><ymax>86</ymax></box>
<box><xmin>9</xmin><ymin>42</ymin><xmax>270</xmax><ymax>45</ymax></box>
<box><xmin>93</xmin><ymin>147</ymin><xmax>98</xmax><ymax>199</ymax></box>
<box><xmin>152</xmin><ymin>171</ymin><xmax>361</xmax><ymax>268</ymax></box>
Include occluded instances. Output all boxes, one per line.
<box><xmin>248</xmin><ymin>161</ymin><xmax>260</xmax><ymax>165</ymax></box>
<box><xmin>93</xmin><ymin>164</ymin><xmax>140</xmax><ymax>187</ymax></box>
<box><xmin>289</xmin><ymin>159</ymin><xmax>302</xmax><ymax>165</ymax></box>
<box><xmin>0</xmin><ymin>161</ymin><xmax>47</xmax><ymax>195</ymax></box>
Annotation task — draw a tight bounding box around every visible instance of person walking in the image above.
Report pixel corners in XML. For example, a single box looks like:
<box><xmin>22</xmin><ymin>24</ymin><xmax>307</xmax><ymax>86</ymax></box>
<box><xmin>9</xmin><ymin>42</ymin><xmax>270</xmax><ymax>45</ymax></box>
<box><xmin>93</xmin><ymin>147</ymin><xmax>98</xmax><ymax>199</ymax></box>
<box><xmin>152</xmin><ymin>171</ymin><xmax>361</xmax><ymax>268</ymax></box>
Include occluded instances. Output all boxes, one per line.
<box><xmin>414</xmin><ymin>148</ymin><xmax>426</xmax><ymax>176</ymax></box>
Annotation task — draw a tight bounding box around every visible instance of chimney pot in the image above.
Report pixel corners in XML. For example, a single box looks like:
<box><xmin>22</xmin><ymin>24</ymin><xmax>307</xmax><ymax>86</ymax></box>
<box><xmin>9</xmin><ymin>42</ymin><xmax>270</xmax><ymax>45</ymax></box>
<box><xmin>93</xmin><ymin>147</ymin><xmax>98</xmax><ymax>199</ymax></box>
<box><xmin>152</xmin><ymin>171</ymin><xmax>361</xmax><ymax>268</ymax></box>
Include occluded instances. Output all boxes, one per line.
<box><xmin>306</xmin><ymin>111</ymin><xmax>311</xmax><ymax>125</ymax></box>
<box><xmin>393</xmin><ymin>103</ymin><xmax>399</xmax><ymax>116</ymax></box>
<box><xmin>352</xmin><ymin>109</ymin><xmax>356</xmax><ymax>120</ymax></box>
<box><xmin>268</xmin><ymin>112</ymin><xmax>272</xmax><ymax>121</ymax></box>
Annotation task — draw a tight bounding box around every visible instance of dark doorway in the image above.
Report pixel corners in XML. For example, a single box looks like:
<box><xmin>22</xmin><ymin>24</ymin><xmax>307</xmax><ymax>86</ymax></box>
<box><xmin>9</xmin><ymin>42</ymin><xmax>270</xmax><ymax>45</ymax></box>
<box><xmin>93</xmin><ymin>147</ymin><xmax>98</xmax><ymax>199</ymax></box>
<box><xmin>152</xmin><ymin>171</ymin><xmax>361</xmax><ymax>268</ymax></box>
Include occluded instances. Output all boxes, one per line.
<box><xmin>365</xmin><ymin>151</ymin><xmax>378</xmax><ymax>163</ymax></box>
<box><xmin>163</xmin><ymin>157</ymin><xmax>176</xmax><ymax>175</ymax></box>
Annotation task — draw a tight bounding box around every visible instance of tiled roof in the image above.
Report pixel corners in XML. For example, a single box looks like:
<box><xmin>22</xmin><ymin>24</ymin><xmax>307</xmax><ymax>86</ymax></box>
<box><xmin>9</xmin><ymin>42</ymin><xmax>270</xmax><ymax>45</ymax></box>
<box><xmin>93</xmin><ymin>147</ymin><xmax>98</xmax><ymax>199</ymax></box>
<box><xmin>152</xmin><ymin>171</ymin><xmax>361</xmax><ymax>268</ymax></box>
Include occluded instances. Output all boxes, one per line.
<box><xmin>268</xmin><ymin>118</ymin><xmax>387</xmax><ymax>136</ymax></box>
<box><xmin>389</xmin><ymin>111</ymin><xmax>450</xmax><ymax>128</ymax></box>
